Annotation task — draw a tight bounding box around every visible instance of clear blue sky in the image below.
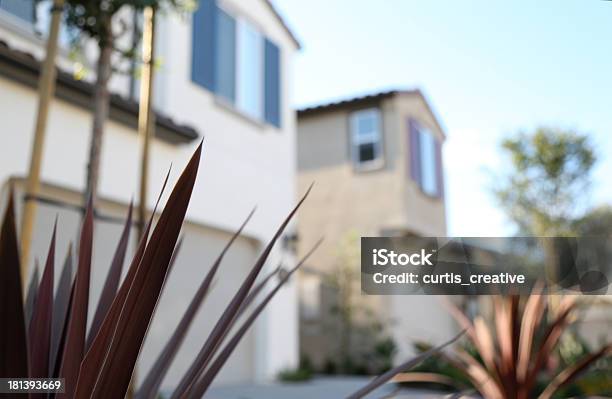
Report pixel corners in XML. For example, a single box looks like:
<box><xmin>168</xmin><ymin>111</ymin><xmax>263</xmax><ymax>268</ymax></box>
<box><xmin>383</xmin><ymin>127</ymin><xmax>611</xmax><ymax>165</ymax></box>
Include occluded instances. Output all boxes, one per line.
<box><xmin>272</xmin><ymin>0</ymin><xmax>612</xmax><ymax>236</ymax></box>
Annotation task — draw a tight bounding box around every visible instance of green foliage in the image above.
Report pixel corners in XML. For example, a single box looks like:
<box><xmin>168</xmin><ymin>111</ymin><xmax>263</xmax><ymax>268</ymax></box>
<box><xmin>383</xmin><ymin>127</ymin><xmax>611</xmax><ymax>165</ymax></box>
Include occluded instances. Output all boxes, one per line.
<box><xmin>322</xmin><ymin>232</ymin><xmax>397</xmax><ymax>376</ymax></box>
<box><xmin>63</xmin><ymin>0</ymin><xmax>197</xmax><ymax>48</ymax></box>
<box><xmin>277</xmin><ymin>356</ymin><xmax>314</xmax><ymax>383</ymax></box>
<box><xmin>494</xmin><ymin>127</ymin><xmax>596</xmax><ymax>236</ymax></box>
<box><xmin>573</xmin><ymin>205</ymin><xmax>612</xmax><ymax>236</ymax></box>
<box><xmin>409</xmin><ymin>341</ymin><xmax>475</xmax><ymax>389</ymax></box>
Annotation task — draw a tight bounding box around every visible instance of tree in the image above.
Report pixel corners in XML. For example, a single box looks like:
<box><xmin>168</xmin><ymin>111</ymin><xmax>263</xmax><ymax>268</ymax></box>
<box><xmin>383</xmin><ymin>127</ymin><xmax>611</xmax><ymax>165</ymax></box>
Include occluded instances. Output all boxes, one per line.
<box><xmin>494</xmin><ymin>127</ymin><xmax>596</xmax><ymax>236</ymax></box>
<box><xmin>63</xmin><ymin>0</ymin><xmax>195</xmax><ymax>207</ymax></box>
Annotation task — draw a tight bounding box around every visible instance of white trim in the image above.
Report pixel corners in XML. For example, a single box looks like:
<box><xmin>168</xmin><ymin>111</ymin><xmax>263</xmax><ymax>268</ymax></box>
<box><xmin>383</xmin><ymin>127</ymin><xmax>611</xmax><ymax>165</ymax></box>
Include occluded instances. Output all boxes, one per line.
<box><xmin>0</xmin><ymin>8</ymin><xmax>41</xmax><ymax>42</ymax></box>
<box><xmin>350</xmin><ymin>108</ymin><xmax>384</xmax><ymax>170</ymax></box>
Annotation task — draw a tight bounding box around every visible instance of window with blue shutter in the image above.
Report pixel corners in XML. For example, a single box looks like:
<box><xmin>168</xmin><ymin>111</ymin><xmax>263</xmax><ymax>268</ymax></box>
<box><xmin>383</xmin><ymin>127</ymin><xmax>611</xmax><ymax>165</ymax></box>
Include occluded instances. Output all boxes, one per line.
<box><xmin>214</xmin><ymin>8</ymin><xmax>236</xmax><ymax>103</ymax></box>
<box><xmin>191</xmin><ymin>0</ymin><xmax>282</xmax><ymax>128</ymax></box>
<box><xmin>0</xmin><ymin>0</ymin><xmax>35</xmax><ymax>23</ymax></box>
<box><xmin>264</xmin><ymin>39</ymin><xmax>281</xmax><ymax>127</ymax></box>
<box><xmin>191</xmin><ymin>0</ymin><xmax>216</xmax><ymax>91</ymax></box>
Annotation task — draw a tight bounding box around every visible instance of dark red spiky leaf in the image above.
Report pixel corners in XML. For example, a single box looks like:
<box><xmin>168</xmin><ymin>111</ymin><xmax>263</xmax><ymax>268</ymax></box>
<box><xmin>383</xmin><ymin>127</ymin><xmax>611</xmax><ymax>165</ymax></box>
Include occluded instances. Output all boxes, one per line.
<box><xmin>24</xmin><ymin>262</ymin><xmax>39</xmax><ymax>331</ymax></box>
<box><xmin>50</xmin><ymin>244</ymin><xmax>73</xmax><ymax>377</ymax></box>
<box><xmin>201</xmin><ymin>263</ymin><xmax>282</xmax><ymax>379</ymax></box>
<box><xmin>539</xmin><ymin>344</ymin><xmax>612</xmax><ymax>399</ymax></box>
<box><xmin>136</xmin><ymin>209</ymin><xmax>253</xmax><ymax>399</ymax></box>
<box><xmin>74</xmin><ymin>168</ymin><xmax>172</xmax><ymax>396</ymax></box>
<box><xmin>236</xmin><ymin>263</ymin><xmax>281</xmax><ymax>318</ymax></box>
<box><xmin>28</xmin><ymin>222</ymin><xmax>56</xmax><ymax>385</ymax></box>
<box><xmin>346</xmin><ymin>330</ymin><xmax>465</xmax><ymax>399</ymax></box>
<box><xmin>51</xmin><ymin>278</ymin><xmax>74</xmax><ymax>380</ymax></box>
<box><xmin>172</xmin><ymin>185</ymin><xmax>312</xmax><ymax>399</ymax></box>
<box><xmin>56</xmin><ymin>199</ymin><xmax>94</xmax><ymax>399</ymax></box>
<box><xmin>87</xmin><ymin>202</ymin><xmax>133</xmax><ymax>349</ymax></box>
<box><xmin>188</xmin><ymin>239</ymin><xmax>323</xmax><ymax>397</ymax></box>
<box><xmin>0</xmin><ymin>192</ymin><xmax>28</xmax><ymax>378</ymax></box>
<box><xmin>85</xmin><ymin>142</ymin><xmax>201</xmax><ymax>399</ymax></box>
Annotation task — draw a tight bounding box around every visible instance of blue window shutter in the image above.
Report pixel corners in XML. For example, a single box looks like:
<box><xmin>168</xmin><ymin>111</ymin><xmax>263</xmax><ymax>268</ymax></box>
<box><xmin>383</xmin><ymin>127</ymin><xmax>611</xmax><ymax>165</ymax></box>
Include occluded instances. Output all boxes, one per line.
<box><xmin>435</xmin><ymin>140</ymin><xmax>444</xmax><ymax>198</ymax></box>
<box><xmin>264</xmin><ymin>39</ymin><xmax>281</xmax><ymax>127</ymax></box>
<box><xmin>0</xmin><ymin>0</ymin><xmax>35</xmax><ymax>23</ymax></box>
<box><xmin>214</xmin><ymin>8</ymin><xmax>236</xmax><ymax>102</ymax></box>
<box><xmin>408</xmin><ymin>118</ymin><xmax>422</xmax><ymax>187</ymax></box>
<box><xmin>191</xmin><ymin>0</ymin><xmax>216</xmax><ymax>90</ymax></box>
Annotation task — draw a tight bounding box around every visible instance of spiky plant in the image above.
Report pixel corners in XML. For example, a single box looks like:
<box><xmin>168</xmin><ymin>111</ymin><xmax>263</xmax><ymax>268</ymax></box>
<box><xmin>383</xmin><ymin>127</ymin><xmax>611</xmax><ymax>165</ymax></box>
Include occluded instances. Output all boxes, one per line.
<box><xmin>1</xmin><ymin>143</ymin><xmax>465</xmax><ymax>399</ymax></box>
<box><xmin>0</xmin><ymin>143</ymin><xmax>325</xmax><ymax>398</ymax></box>
<box><xmin>430</xmin><ymin>293</ymin><xmax>612</xmax><ymax>399</ymax></box>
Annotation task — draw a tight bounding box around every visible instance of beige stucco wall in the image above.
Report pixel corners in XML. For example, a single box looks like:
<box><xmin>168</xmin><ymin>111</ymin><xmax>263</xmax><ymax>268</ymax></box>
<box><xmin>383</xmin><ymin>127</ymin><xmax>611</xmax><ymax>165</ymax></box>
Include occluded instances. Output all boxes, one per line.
<box><xmin>297</xmin><ymin>92</ymin><xmax>447</xmax><ymax>272</ymax></box>
<box><xmin>296</xmin><ymin>92</ymin><xmax>457</xmax><ymax>368</ymax></box>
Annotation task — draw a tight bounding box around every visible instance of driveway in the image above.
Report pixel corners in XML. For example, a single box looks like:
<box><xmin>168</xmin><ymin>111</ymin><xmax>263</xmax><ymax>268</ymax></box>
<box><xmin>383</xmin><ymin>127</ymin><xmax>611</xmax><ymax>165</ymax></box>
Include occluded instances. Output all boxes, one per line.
<box><xmin>204</xmin><ymin>376</ymin><xmax>450</xmax><ymax>399</ymax></box>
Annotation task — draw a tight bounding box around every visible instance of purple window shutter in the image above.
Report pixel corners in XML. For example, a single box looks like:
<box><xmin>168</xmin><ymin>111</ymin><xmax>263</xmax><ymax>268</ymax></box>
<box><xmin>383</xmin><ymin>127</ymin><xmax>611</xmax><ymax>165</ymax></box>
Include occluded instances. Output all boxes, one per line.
<box><xmin>408</xmin><ymin>119</ymin><xmax>422</xmax><ymax>186</ymax></box>
<box><xmin>435</xmin><ymin>140</ymin><xmax>444</xmax><ymax>198</ymax></box>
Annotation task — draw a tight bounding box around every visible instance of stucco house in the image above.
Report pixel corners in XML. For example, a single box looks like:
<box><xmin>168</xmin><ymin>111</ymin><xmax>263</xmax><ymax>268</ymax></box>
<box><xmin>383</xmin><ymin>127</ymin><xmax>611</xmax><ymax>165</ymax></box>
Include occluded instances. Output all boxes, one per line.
<box><xmin>0</xmin><ymin>0</ymin><xmax>300</xmax><ymax>389</ymax></box>
<box><xmin>296</xmin><ymin>89</ymin><xmax>458</xmax><ymax>369</ymax></box>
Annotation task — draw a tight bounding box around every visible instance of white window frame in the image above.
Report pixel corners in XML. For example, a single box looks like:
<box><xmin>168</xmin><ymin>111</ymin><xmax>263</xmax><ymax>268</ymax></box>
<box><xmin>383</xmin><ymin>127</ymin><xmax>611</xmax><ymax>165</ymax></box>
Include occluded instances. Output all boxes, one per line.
<box><xmin>350</xmin><ymin>108</ymin><xmax>383</xmax><ymax>170</ymax></box>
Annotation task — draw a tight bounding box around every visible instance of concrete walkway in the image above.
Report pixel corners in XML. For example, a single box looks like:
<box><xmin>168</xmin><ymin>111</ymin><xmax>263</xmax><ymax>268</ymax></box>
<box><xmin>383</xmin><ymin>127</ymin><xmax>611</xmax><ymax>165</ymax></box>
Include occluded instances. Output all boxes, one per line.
<box><xmin>204</xmin><ymin>376</ymin><xmax>449</xmax><ymax>399</ymax></box>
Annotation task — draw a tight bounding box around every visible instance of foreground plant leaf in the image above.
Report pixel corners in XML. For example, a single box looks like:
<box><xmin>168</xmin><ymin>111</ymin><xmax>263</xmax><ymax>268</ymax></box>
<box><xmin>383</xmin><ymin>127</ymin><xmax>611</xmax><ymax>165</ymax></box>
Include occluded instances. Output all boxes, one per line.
<box><xmin>85</xmin><ymin>142</ymin><xmax>202</xmax><ymax>399</ymax></box>
<box><xmin>50</xmin><ymin>244</ymin><xmax>73</xmax><ymax>375</ymax></box>
<box><xmin>28</xmin><ymin>222</ymin><xmax>56</xmax><ymax>383</ymax></box>
<box><xmin>0</xmin><ymin>191</ymin><xmax>28</xmax><ymax>378</ymax></box>
<box><xmin>87</xmin><ymin>202</ymin><xmax>133</xmax><ymax>348</ymax></box>
<box><xmin>236</xmin><ymin>263</ymin><xmax>282</xmax><ymax>318</ymax></box>
<box><xmin>538</xmin><ymin>344</ymin><xmax>612</xmax><ymax>399</ymax></box>
<box><xmin>136</xmin><ymin>208</ymin><xmax>254</xmax><ymax>399</ymax></box>
<box><xmin>51</xmin><ymin>278</ymin><xmax>75</xmax><ymax>379</ymax></box>
<box><xmin>188</xmin><ymin>239</ymin><xmax>323</xmax><ymax>397</ymax></box>
<box><xmin>24</xmin><ymin>263</ymin><xmax>39</xmax><ymax>331</ymax></box>
<box><xmin>75</xmin><ymin>167</ymin><xmax>172</xmax><ymax>396</ymax></box>
<box><xmin>57</xmin><ymin>199</ymin><xmax>94</xmax><ymax>399</ymax></box>
<box><xmin>172</xmin><ymin>184</ymin><xmax>313</xmax><ymax>398</ymax></box>
<box><xmin>345</xmin><ymin>330</ymin><xmax>465</xmax><ymax>399</ymax></box>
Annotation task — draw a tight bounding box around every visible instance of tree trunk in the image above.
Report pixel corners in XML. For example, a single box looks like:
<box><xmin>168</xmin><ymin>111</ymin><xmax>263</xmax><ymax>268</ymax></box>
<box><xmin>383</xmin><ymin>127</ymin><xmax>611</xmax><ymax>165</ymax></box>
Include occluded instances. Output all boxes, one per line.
<box><xmin>84</xmin><ymin>38</ymin><xmax>113</xmax><ymax>208</ymax></box>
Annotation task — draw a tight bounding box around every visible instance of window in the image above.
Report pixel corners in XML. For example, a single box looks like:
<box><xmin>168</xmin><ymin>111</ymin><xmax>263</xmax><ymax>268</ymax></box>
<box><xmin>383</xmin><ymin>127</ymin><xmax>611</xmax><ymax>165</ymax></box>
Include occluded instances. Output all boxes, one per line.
<box><xmin>214</xmin><ymin>8</ymin><xmax>236</xmax><ymax>103</ymax></box>
<box><xmin>0</xmin><ymin>0</ymin><xmax>71</xmax><ymax>47</ymax></box>
<box><xmin>236</xmin><ymin>19</ymin><xmax>263</xmax><ymax>119</ymax></box>
<box><xmin>0</xmin><ymin>0</ymin><xmax>35</xmax><ymax>23</ymax></box>
<box><xmin>419</xmin><ymin>128</ymin><xmax>437</xmax><ymax>196</ymax></box>
<box><xmin>350</xmin><ymin>108</ymin><xmax>383</xmax><ymax>168</ymax></box>
<box><xmin>409</xmin><ymin>119</ymin><xmax>443</xmax><ymax>197</ymax></box>
<box><xmin>191</xmin><ymin>0</ymin><xmax>281</xmax><ymax>127</ymax></box>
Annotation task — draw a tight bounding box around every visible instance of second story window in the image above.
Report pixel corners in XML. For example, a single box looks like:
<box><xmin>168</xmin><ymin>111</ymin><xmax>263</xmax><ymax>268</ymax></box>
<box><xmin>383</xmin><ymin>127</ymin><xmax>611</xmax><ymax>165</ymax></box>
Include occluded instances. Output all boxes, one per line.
<box><xmin>191</xmin><ymin>0</ymin><xmax>281</xmax><ymax>127</ymax></box>
<box><xmin>350</xmin><ymin>108</ymin><xmax>383</xmax><ymax>169</ymax></box>
<box><xmin>0</xmin><ymin>0</ymin><xmax>35</xmax><ymax>24</ymax></box>
<box><xmin>0</xmin><ymin>0</ymin><xmax>71</xmax><ymax>47</ymax></box>
<box><xmin>236</xmin><ymin>19</ymin><xmax>263</xmax><ymax>119</ymax></box>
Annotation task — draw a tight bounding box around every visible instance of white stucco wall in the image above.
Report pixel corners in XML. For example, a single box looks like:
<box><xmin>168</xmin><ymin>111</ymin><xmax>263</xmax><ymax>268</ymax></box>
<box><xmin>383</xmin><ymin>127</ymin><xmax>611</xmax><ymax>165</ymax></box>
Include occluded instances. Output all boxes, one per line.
<box><xmin>0</xmin><ymin>0</ymin><xmax>299</xmax><ymax>386</ymax></box>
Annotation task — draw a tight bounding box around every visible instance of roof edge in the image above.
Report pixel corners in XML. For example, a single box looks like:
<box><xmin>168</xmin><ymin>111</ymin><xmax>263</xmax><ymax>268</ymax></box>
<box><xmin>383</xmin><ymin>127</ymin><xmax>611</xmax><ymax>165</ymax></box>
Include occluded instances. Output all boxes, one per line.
<box><xmin>297</xmin><ymin>88</ymin><xmax>447</xmax><ymax>138</ymax></box>
<box><xmin>0</xmin><ymin>39</ymin><xmax>199</xmax><ymax>144</ymax></box>
<box><xmin>265</xmin><ymin>0</ymin><xmax>301</xmax><ymax>50</ymax></box>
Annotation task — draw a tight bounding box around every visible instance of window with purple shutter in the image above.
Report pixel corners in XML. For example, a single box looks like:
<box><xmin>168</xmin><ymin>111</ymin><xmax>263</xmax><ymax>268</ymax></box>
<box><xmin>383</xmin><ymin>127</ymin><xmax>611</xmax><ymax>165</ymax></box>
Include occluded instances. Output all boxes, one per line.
<box><xmin>408</xmin><ymin>119</ymin><xmax>422</xmax><ymax>185</ymax></box>
<box><xmin>408</xmin><ymin>118</ymin><xmax>443</xmax><ymax>198</ymax></box>
<box><xmin>435</xmin><ymin>140</ymin><xmax>444</xmax><ymax>198</ymax></box>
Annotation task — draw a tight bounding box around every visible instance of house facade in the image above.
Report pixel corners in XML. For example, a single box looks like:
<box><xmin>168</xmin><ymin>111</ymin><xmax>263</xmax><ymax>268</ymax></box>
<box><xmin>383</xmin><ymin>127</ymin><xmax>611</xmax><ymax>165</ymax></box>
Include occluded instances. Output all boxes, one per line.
<box><xmin>0</xmin><ymin>0</ymin><xmax>300</xmax><ymax>389</ymax></box>
<box><xmin>296</xmin><ymin>90</ymin><xmax>458</xmax><ymax>369</ymax></box>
